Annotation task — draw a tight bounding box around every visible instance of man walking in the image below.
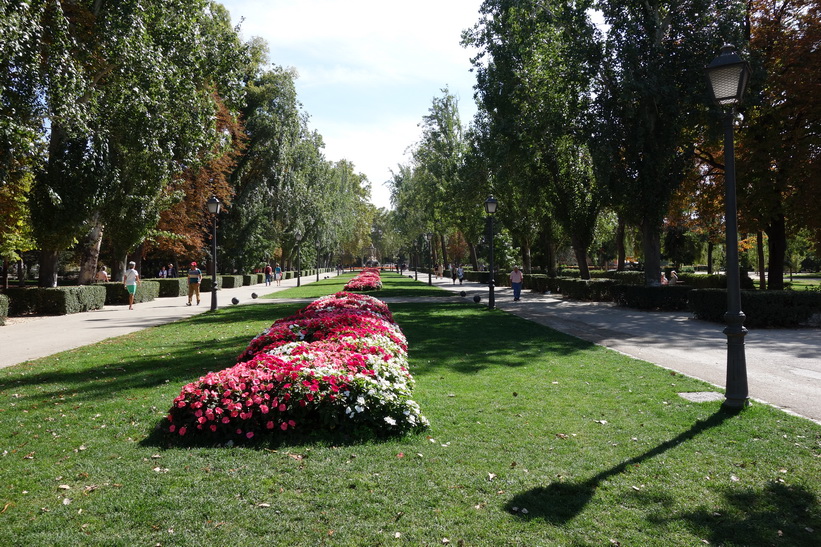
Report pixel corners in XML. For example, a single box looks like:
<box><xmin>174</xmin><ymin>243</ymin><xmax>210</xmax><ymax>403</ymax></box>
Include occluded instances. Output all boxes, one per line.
<box><xmin>187</xmin><ymin>261</ymin><xmax>202</xmax><ymax>306</ymax></box>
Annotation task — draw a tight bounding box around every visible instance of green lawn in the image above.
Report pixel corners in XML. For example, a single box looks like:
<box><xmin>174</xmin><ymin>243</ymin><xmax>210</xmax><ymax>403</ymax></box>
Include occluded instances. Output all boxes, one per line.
<box><xmin>263</xmin><ymin>270</ymin><xmax>456</xmax><ymax>299</ymax></box>
<box><xmin>1</xmin><ymin>280</ymin><xmax>819</xmax><ymax>545</ymax></box>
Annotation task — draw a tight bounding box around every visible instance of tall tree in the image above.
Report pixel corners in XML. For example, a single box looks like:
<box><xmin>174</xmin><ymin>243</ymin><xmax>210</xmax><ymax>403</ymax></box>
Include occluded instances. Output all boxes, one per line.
<box><xmin>594</xmin><ymin>0</ymin><xmax>747</xmax><ymax>284</ymax></box>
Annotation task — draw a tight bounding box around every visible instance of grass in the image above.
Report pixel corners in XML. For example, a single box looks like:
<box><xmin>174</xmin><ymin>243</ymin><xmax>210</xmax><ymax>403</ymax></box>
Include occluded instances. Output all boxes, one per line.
<box><xmin>263</xmin><ymin>270</ymin><xmax>456</xmax><ymax>299</ymax></box>
<box><xmin>1</xmin><ymin>280</ymin><xmax>819</xmax><ymax>545</ymax></box>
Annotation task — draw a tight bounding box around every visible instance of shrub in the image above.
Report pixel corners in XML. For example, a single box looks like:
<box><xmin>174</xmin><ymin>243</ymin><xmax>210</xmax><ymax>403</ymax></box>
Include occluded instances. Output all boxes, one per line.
<box><xmin>605</xmin><ymin>271</ymin><xmax>646</xmax><ymax>285</ymax></box>
<box><xmin>611</xmin><ymin>285</ymin><xmax>692</xmax><ymax>311</ymax></box>
<box><xmin>688</xmin><ymin>289</ymin><xmax>821</xmax><ymax>328</ymax></box>
<box><xmin>200</xmin><ymin>276</ymin><xmax>220</xmax><ymax>293</ymax></box>
<box><xmin>3</xmin><ymin>286</ymin><xmax>106</xmax><ymax>315</ymax></box>
<box><xmin>220</xmin><ymin>275</ymin><xmax>244</xmax><ymax>289</ymax></box>
<box><xmin>243</xmin><ymin>274</ymin><xmax>254</xmax><ymax>286</ymax></box>
<box><xmin>0</xmin><ymin>294</ymin><xmax>8</xmax><ymax>325</ymax></box>
<box><xmin>556</xmin><ymin>278</ymin><xmax>617</xmax><ymax>301</ymax></box>
<box><xmin>676</xmin><ymin>272</ymin><xmax>755</xmax><ymax>290</ymax></box>
<box><xmin>102</xmin><ymin>281</ymin><xmax>160</xmax><ymax>305</ymax></box>
<box><xmin>157</xmin><ymin>278</ymin><xmax>188</xmax><ymax>297</ymax></box>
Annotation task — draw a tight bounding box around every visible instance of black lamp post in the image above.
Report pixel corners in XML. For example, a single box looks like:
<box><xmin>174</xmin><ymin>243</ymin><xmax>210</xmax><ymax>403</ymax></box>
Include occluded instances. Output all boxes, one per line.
<box><xmin>316</xmin><ymin>238</ymin><xmax>320</xmax><ymax>282</ymax></box>
<box><xmin>206</xmin><ymin>196</ymin><xmax>221</xmax><ymax>311</ymax></box>
<box><xmin>705</xmin><ymin>44</ymin><xmax>751</xmax><ymax>409</ymax></box>
<box><xmin>414</xmin><ymin>242</ymin><xmax>418</xmax><ymax>281</ymax></box>
<box><xmin>295</xmin><ymin>229</ymin><xmax>302</xmax><ymax>287</ymax></box>
<box><xmin>484</xmin><ymin>196</ymin><xmax>498</xmax><ymax>309</ymax></box>
<box><xmin>424</xmin><ymin>233</ymin><xmax>433</xmax><ymax>286</ymax></box>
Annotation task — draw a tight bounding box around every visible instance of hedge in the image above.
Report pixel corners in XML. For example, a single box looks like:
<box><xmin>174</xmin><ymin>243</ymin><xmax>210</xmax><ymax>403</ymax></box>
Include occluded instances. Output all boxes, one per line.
<box><xmin>200</xmin><ymin>276</ymin><xmax>221</xmax><ymax>293</ymax></box>
<box><xmin>220</xmin><ymin>275</ymin><xmax>244</xmax><ymax>289</ymax></box>
<box><xmin>688</xmin><ymin>289</ymin><xmax>821</xmax><ymax>328</ymax></box>
<box><xmin>156</xmin><ymin>278</ymin><xmax>188</xmax><ymax>297</ymax></box>
<box><xmin>3</xmin><ymin>285</ymin><xmax>107</xmax><ymax>315</ymax></box>
<box><xmin>0</xmin><ymin>294</ymin><xmax>8</xmax><ymax>325</ymax></box>
<box><xmin>556</xmin><ymin>279</ymin><xmax>618</xmax><ymax>301</ymax></box>
<box><xmin>102</xmin><ymin>281</ymin><xmax>160</xmax><ymax>305</ymax></box>
<box><xmin>676</xmin><ymin>272</ymin><xmax>755</xmax><ymax>290</ymax></box>
<box><xmin>611</xmin><ymin>285</ymin><xmax>693</xmax><ymax>311</ymax></box>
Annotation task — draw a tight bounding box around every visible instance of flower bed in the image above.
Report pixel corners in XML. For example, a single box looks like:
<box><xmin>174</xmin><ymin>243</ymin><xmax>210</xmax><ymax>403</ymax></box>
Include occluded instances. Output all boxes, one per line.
<box><xmin>165</xmin><ymin>292</ymin><xmax>427</xmax><ymax>440</ymax></box>
<box><xmin>343</xmin><ymin>267</ymin><xmax>382</xmax><ymax>291</ymax></box>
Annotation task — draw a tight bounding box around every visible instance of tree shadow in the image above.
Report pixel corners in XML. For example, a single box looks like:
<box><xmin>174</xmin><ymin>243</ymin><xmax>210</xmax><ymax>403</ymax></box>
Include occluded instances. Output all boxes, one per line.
<box><xmin>506</xmin><ymin>408</ymin><xmax>739</xmax><ymax>524</ymax></box>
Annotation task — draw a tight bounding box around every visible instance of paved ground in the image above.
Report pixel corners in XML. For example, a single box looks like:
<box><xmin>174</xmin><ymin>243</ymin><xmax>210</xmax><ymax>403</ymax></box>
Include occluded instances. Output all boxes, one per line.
<box><xmin>1</xmin><ymin>270</ymin><xmax>819</xmax><ymax>424</ymax></box>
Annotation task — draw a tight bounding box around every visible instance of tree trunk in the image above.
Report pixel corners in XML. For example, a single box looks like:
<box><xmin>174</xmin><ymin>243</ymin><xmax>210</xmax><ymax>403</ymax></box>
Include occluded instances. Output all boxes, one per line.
<box><xmin>134</xmin><ymin>242</ymin><xmax>145</xmax><ymax>275</ymax></box>
<box><xmin>756</xmin><ymin>231</ymin><xmax>766</xmax><ymax>291</ymax></box>
<box><xmin>38</xmin><ymin>249</ymin><xmax>60</xmax><ymax>287</ymax></box>
<box><xmin>111</xmin><ymin>253</ymin><xmax>128</xmax><ymax>283</ymax></box>
<box><xmin>616</xmin><ymin>215</ymin><xmax>626</xmax><ymax>271</ymax></box>
<box><xmin>765</xmin><ymin>214</ymin><xmax>786</xmax><ymax>290</ymax></box>
<box><xmin>641</xmin><ymin>218</ymin><xmax>661</xmax><ymax>286</ymax></box>
<box><xmin>77</xmin><ymin>217</ymin><xmax>104</xmax><ymax>285</ymax></box>
<box><xmin>707</xmin><ymin>241</ymin><xmax>714</xmax><ymax>274</ymax></box>
<box><xmin>439</xmin><ymin>233</ymin><xmax>448</xmax><ymax>270</ymax></box>
<box><xmin>468</xmin><ymin>242</ymin><xmax>479</xmax><ymax>271</ymax></box>
<box><xmin>2</xmin><ymin>258</ymin><xmax>8</xmax><ymax>290</ymax></box>
<box><xmin>571</xmin><ymin>235</ymin><xmax>591</xmax><ymax>280</ymax></box>
<box><xmin>521</xmin><ymin>242</ymin><xmax>532</xmax><ymax>274</ymax></box>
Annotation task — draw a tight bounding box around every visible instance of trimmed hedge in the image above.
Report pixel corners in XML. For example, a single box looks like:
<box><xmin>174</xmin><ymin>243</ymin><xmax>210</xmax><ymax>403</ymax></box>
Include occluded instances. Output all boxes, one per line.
<box><xmin>200</xmin><ymin>276</ymin><xmax>221</xmax><ymax>293</ymax></box>
<box><xmin>4</xmin><ymin>285</ymin><xmax>107</xmax><ymax>315</ymax></box>
<box><xmin>156</xmin><ymin>278</ymin><xmax>188</xmax><ymax>297</ymax></box>
<box><xmin>556</xmin><ymin>279</ymin><xmax>617</xmax><ymax>301</ymax></box>
<box><xmin>676</xmin><ymin>272</ymin><xmax>755</xmax><ymax>290</ymax></box>
<box><xmin>243</xmin><ymin>274</ymin><xmax>254</xmax><ymax>286</ymax></box>
<box><xmin>611</xmin><ymin>285</ymin><xmax>693</xmax><ymax>311</ymax></box>
<box><xmin>688</xmin><ymin>289</ymin><xmax>821</xmax><ymax>328</ymax></box>
<box><xmin>102</xmin><ymin>281</ymin><xmax>160</xmax><ymax>305</ymax></box>
<box><xmin>0</xmin><ymin>294</ymin><xmax>8</xmax><ymax>325</ymax></box>
<box><xmin>220</xmin><ymin>275</ymin><xmax>244</xmax><ymax>289</ymax></box>
<box><xmin>604</xmin><ymin>271</ymin><xmax>646</xmax><ymax>285</ymax></box>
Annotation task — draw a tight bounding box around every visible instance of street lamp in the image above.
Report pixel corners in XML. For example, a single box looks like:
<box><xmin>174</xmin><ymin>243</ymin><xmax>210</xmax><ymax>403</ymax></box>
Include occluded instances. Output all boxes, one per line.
<box><xmin>705</xmin><ymin>44</ymin><xmax>751</xmax><ymax>409</ymax></box>
<box><xmin>484</xmin><ymin>196</ymin><xmax>498</xmax><ymax>309</ymax></box>
<box><xmin>295</xmin><ymin>229</ymin><xmax>302</xmax><ymax>287</ymax></box>
<box><xmin>414</xmin><ymin>242</ymin><xmax>418</xmax><ymax>281</ymax></box>
<box><xmin>316</xmin><ymin>237</ymin><xmax>320</xmax><ymax>282</ymax></box>
<box><xmin>424</xmin><ymin>233</ymin><xmax>433</xmax><ymax>286</ymax></box>
<box><xmin>206</xmin><ymin>196</ymin><xmax>221</xmax><ymax>311</ymax></box>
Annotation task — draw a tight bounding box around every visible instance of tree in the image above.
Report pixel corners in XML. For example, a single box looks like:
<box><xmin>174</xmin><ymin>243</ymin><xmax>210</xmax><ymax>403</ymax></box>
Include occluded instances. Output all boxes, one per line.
<box><xmin>736</xmin><ymin>0</ymin><xmax>821</xmax><ymax>289</ymax></box>
<box><xmin>594</xmin><ymin>0</ymin><xmax>747</xmax><ymax>285</ymax></box>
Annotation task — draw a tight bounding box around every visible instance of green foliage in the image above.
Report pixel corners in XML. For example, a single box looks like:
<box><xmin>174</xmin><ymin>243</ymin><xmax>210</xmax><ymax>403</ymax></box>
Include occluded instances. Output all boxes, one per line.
<box><xmin>101</xmin><ymin>281</ymin><xmax>160</xmax><ymax>306</ymax></box>
<box><xmin>156</xmin><ymin>278</ymin><xmax>188</xmax><ymax>298</ymax></box>
<box><xmin>219</xmin><ymin>275</ymin><xmax>244</xmax><ymax>289</ymax></box>
<box><xmin>556</xmin><ymin>278</ymin><xmax>617</xmax><ymax>301</ymax></box>
<box><xmin>3</xmin><ymin>285</ymin><xmax>106</xmax><ymax>315</ymax></box>
<box><xmin>200</xmin><ymin>276</ymin><xmax>220</xmax><ymax>293</ymax></box>
<box><xmin>611</xmin><ymin>285</ymin><xmax>692</xmax><ymax>311</ymax></box>
<box><xmin>689</xmin><ymin>289</ymin><xmax>821</xmax><ymax>328</ymax></box>
<box><xmin>605</xmin><ymin>271</ymin><xmax>646</xmax><ymax>285</ymax></box>
<box><xmin>0</xmin><ymin>294</ymin><xmax>8</xmax><ymax>324</ymax></box>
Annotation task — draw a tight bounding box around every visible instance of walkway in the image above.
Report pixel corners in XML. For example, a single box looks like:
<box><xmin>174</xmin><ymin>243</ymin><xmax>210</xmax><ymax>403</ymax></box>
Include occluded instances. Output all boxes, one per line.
<box><xmin>1</xmin><ymin>270</ymin><xmax>818</xmax><ymax>424</ymax></box>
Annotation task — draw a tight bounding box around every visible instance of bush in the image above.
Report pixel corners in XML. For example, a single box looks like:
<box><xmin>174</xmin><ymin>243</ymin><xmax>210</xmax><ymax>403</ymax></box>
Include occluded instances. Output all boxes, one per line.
<box><xmin>556</xmin><ymin>278</ymin><xmax>617</xmax><ymax>301</ymax></box>
<box><xmin>676</xmin><ymin>272</ymin><xmax>755</xmax><ymax>290</ymax></box>
<box><xmin>242</xmin><ymin>274</ymin><xmax>254</xmax><ymax>286</ymax></box>
<box><xmin>102</xmin><ymin>281</ymin><xmax>160</xmax><ymax>305</ymax></box>
<box><xmin>200</xmin><ymin>276</ymin><xmax>220</xmax><ymax>293</ymax></box>
<box><xmin>611</xmin><ymin>285</ymin><xmax>692</xmax><ymax>311</ymax></box>
<box><xmin>220</xmin><ymin>275</ymin><xmax>244</xmax><ymax>289</ymax></box>
<box><xmin>0</xmin><ymin>294</ymin><xmax>8</xmax><ymax>325</ymax></box>
<box><xmin>605</xmin><ymin>271</ymin><xmax>646</xmax><ymax>285</ymax></box>
<box><xmin>156</xmin><ymin>278</ymin><xmax>188</xmax><ymax>297</ymax></box>
<box><xmin>3</xmin><ymin>285</ymin><xmax>107</xmax><ymax>315</ymax></box>
<box><xmin>688</xmin><ymin>289</ymin><xmax>821</xmax><ymax>328</ymax></box>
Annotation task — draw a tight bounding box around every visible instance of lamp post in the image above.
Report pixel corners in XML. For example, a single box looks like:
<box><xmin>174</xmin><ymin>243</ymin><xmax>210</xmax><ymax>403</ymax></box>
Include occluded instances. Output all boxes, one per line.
<box><xmin>316</xmin><ymin>238</ymin><xmax>320</xmax><ymax>282</ymax></box>
<box><xmin>484</xmin><ymin>196</ymin><xmax>498</xmax><ymax>309</ymax></box>
<box><xmin>206</xmin><ymin>196</ymin><xmax>221</xmax><ymax>311</ymax></box>
<box><xmin>424</xmin><ymin>233</ymin><xmax>433</xmax><ymax>285</ymax></box>
<box><xmin>295</xmin><ymin>229</ymin><xmax>302</xmax><ymax>287</ymax></box>
<box><xmin>414</xmin><ymin>242</ymin><xmax>418</xmax><ymax>281</ymax></box>
<box><xmin>705</xmin><ymin>44</ymin><xmax>751</xmax><ymax>409</ymax></box>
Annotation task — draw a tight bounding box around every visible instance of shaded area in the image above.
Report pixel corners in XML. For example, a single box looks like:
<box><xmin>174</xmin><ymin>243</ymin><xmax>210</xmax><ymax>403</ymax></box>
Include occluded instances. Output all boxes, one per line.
<box><xmin>507</xmin><ymin>409</ymin><xmax>736</xmax><ymax>523</ymax></box>
<box><xmin>392</xmin><ymin>302</ymin><xmax>594</xmax><ymax>376</ymax></box>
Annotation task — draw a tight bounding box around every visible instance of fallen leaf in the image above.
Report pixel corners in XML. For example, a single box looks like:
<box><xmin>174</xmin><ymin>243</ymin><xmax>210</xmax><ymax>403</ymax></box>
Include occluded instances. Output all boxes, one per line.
<box><xmin>510</xmin><ymin>462</ymin><xmax>517</xmax><ymax>468</ymax></box>
<box><xmin>595</xmin><ymin>420</ymin><xmax>608</xmax><ymax>425</ymax></box>
<box><xmin>257</xmin><ymin>503</ymin><xmax>270</xmax><ymax>508</ymax></box>
<box><xmin>289</xmin><ymin>454</ymin><xmax>303</xmax><ymax>461</ymax></box>
<box><xmin>487</xmin><ymin>473</ymin><xmax>497</xmax><ymax>481</ymax></box>
<box><xmin>731</xmin><ymin>475</ymin><xmax>739</xmax><ymax>482</ymax></box>
<box><xmin>62</xmin><ymin>498</ymin><xmax>71</xmax><ymax>506</ymax></box>
<box><xmin>556</xmin><ymin>434</ymin><xmax>569</xmax><ymax>439</ymax></box>
<box><xmin>442</xmin><ymin>539</ymin><xmax>450</xmax><ymax>545</ymax></box>
<box><xmin>58</xmin><ymin>485</ymin><xmax>71</xmax><ymax>490</ymax></box>
<box><xmin>394</xmin><ymin>532</ymin><xmax>401</xmax><ymax>538</ymax></box>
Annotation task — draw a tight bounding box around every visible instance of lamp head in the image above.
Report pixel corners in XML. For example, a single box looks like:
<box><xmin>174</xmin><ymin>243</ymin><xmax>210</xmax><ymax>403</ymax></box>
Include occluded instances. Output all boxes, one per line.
<box><xmin>207</xmin><ymin>196</ymin><xmax>221</xmax><ymax>215</ymax></box>
<box><xmin>484</xmin><ymin>195</ymin><xmax>498</xmax><ymax>215</ymax></box>
<box><xmin>705</xmin><ymin>44</ymin><xmax>750</xmax><ymax>108</ymax></box>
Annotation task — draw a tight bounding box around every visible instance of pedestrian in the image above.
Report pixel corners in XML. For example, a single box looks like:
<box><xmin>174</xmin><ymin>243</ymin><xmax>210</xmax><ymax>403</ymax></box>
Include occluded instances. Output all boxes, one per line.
<box><xmin>123</xmin><ymin>261</ymin><xmax>141</xmax><ymax>310</ymax></box>
<box><xmin>274</xmin><ymin>263</ymin><xmax>282</xmax><ymax>286</ymax></box>
<box><xmin>451</xmin><ymin>264</ymin><xmax>458</xmax><ymax>284</ymax></box>
<box><xmin>510</xmin><ymin>266</ymin><xmax>524</xmax><ymax>301</ymax></box>
<box><xmin>264</xmin><ymin>263</ymin><xmax>273</xmax><ymax>286</ymax></box>
<box><xmin>660</xmin><ymin>272</ymin><xmax>669</xmax><ymax>285</ymax></box>
<box><xmin>457</xmin><ymin>265</ymin><xmax>464</xmax><ymax>285</ymax></box>
<box><xmin>158</xmin><ymin>265</ymin><xmax>167</xmax><ymax>278</ymax></box>
<box><xmin>95</xmin><ymin>266</ymin><xmax>110</xmax><ymax>283</ymax></box>
<box><xmin>187</xmin><ymin>261</ymin><xmax>202</xmax><ymax>306</ymax></box>
<box><xmin>167</xmin><ymin>263</ymin><xmax>176</xmax><ymax>278</ymax></box>
<box><xmin>669</xmin><ymin>270</ymin><xmax>678</xmax><ymax>285</ymax></box>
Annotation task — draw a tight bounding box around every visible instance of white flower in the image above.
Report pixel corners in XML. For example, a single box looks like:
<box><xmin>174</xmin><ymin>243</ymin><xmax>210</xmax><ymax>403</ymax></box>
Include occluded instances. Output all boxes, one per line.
<box><xmin>384</xmin><ymin>416</ymin><xmax>397</xmax><ymax>426</ymax></box>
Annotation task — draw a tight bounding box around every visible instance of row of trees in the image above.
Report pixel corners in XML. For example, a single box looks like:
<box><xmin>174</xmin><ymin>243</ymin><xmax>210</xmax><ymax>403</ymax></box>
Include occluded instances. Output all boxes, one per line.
<box><xmin>1</xmin><ymin>0</ymin><xmax>374</xmax><ymax>287</ymax></box>
<box><xmin>386</xmin><ymin>0</ymin><xmax>819</xmax><ymax>289</ymax></box>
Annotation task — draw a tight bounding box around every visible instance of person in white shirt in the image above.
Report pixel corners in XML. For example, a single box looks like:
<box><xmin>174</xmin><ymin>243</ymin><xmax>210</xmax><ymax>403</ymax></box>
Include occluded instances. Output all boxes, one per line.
<box><xmin>123</xmin><ymin>261</ymin><xmax>141</xmax><ymax>310</ymax></box>
<box><xmin>510</xmin><ymin>266</ymin><xmax>524</xmax><ymax>301</ymax></box>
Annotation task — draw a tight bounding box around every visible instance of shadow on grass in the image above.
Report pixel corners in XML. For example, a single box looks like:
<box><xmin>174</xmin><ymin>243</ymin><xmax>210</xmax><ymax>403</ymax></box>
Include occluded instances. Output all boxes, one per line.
<box><xmin>507</xmin><ymin>409</ymin><xmax>736</xmax><ymax>522</ymax></box>
<box><xmin>392</xmin><ymin>302</ymin><xmax>593</xmax><ymax>375</ymax></box>
<box><xmin>507</xmin><ymin>408</ymin><xmax>820</xmax><ymax>542</ymax></box>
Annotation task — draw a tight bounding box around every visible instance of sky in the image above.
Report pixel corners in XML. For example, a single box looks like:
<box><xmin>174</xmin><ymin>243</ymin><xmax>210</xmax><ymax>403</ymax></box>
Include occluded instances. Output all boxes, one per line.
<box><xmin>218</xmin><ymin>0</ymin><xmax>484</xmax><ymax>210</ymax></box>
